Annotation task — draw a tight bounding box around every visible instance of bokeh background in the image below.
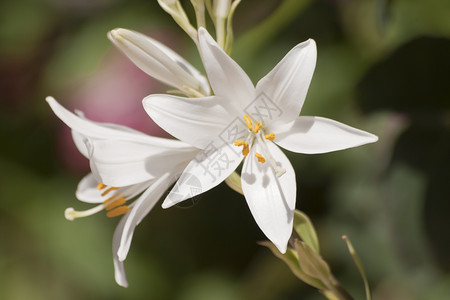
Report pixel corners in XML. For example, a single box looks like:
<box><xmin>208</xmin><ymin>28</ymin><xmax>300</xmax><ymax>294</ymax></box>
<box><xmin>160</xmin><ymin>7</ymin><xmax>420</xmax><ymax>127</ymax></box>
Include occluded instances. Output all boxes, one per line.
<box><xmin>1</xmin><ymin>0</ymin><xmax>449</xmax><ymax>299</ymax></box>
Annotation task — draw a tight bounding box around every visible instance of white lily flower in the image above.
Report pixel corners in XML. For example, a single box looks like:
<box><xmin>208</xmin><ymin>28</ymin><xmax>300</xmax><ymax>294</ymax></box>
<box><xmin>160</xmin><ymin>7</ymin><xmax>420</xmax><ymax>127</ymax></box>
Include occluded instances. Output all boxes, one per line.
<box><xmin>46</xmin><ymin>96</ymin><xmax>198</xmax><ymax>287</ymax></box>
<box><xmin>143</xmin><ymin>28</ymin><xmax>378</xmax><ymax>253</ymax></box>
<box><xmin>108</xmin><ymin>28</ymin><xmax>210</xmax><ymax>97</ymax></box>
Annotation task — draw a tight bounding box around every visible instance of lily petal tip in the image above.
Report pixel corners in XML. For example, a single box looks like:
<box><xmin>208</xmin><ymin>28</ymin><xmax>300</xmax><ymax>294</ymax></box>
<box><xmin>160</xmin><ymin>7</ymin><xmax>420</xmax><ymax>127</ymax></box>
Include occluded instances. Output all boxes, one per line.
<box><xmin>45</xmin><ymin>96</ymin><xmax>56</xmax><ymax>104</ymax></box>
<box><xmin>118</xmin><ymin>253</ymin><xmax>126</xmax><ymax>262</ymax></box>
<box><xmin>300</xmin><ymin>38</ymin><xmax>316</xmax><ymax>50</ymax></box>
<box><xmin>370</xmin><ymin>134</ymin><xmax>379</xmax><ymax>143</ymax></box>
<box><xmin>108</xmin><ymin>28</ymin><xmax>125</xmax><ymax>41</ymax></box>
<box><xmin>276</xmin><ymin>242</ymin><xmax>288</xmax><ymax>254</ymax></box>
<box><xmin>198</xmin><ymin>27</ymin><xmax>215</xmax><ymax>45</ymax></box>
<box><xmin>115</xmin><ymin>274</ymin><xmax>129</xmax><ymax>288</ymax></box>
<box><xmin>161</xmin><ymin>201</ymin><xmax>171</xmax><ymax>209</ymax></box>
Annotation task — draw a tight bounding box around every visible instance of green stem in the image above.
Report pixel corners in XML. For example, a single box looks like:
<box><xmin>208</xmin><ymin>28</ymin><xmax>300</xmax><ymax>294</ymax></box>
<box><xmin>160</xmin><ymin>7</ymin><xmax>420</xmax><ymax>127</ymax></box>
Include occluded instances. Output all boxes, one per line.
<box><xmin>234</xmin><ymin>0</ymin><xmax>314</xmax><ymax>61</ymax></box>
<box><xmin>216</xmin><ymin>17</ymin><xmax>226</xmax><ymax>49</ymax></box>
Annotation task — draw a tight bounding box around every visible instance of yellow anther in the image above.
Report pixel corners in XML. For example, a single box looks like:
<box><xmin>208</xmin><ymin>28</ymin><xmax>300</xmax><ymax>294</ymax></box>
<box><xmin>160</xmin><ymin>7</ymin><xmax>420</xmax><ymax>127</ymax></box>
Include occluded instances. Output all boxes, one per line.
<box><xmin>234</xmin><ymin>140</ymin><xmax>250</xmax><ymax>156</ymax></box>
<box><xmin>253</xmin><ymin>122</ymin><xmax>262</xmax><ymax>133</ymax></box>
<box><xmin>242</xmin><ymin>145</ymin><xmax>249</xmax><ymax>156</ymax></box>
<box><xmin>104</xmin><ymin>197</ymin><xmax>126</xmax><ymax>211</ymax></box>
<box><xmin>97</xmin><ymin>183</ymin><xmax>107</xmax><ymax>190</ymax></box>
<box><xmin>106</xmin><ymin>205</ymin><xmax>130</xmax><ymax>218</ymax></box>
<box><xmin>101</xmin><ymin>186</ymin><xmax>119</xmax><ymax>196</ymax></box>
<box><xmin>255</xmin><ymin>152</ymin><xmax>266</xmax><ymax>163</ymax></box>
<box><xmin>244</xmin><ymin>115</ymin><xmax>253</xmax><ymax>130</ymax></box>
<box><xmin>265</xmin><ymin>133</ymin><xmax>275</xmax><ymax>141</ymax></box>
<box><xmin>234</xmin><ymin>140</ymin><xmax>247</xmax><ymax>147</ymax></box>
<box><xmin>103</xmin><ymin>194</ymin><xmax>118</xmax><ymax>204</ymax></box>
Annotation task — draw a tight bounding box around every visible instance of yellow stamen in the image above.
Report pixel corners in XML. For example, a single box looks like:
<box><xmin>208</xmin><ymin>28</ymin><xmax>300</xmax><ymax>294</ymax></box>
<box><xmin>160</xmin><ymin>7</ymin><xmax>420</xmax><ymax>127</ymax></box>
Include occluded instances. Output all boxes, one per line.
<box><xmin>242</xmin><ymin>145</ymin><xmax>249</xmax><ymax>156</ymax></box>
<box><xmin>244</xmin><ymin>115</ymin><xmax>253</xmax><ymax>130</ymax></box>
<box><xmin>104</xmin><ymin>197</ymin><xmax>127</xmax><ymax>211</ymax></box>
<box><xmin>253</xmin><ymin>122</ymin><xmax>262</xmax><ymax>133</ymax></box>
<box><xmin>265</xmin><ymin>133</ymin><xmax>275</xmax><ymax>141</ymax></box>
<box><xmin>106</xmin><ymin>206</ymin><xmax>130</xmax><ymax>218</ymax></box>
<box><xmin>255</xmin><ymin>152</ymin><xmax>266</xmax><ymax>163</ymax></box>
<box><xmin>97</xmin><ymin>183</ymin><xmax>107</xmax><ymax>190</ymax></box>
<box><xmin>234</xmin><ymin>140</ymin><xmax>250</xmax><ymax>156</ymax></box>
<box><xmin>103</xmin><ymin>194</ymin><xmax>118</xmax><ymax>204</ymax></box>
<box><xmin>101</xmin><ymin>187</ymin><xmax>119</xmax><ymax>196</ymax></box>
<box><xmin>234</xmin><ymin>140</ymin><xmax>247</xmax><ymax>146</ymax></box>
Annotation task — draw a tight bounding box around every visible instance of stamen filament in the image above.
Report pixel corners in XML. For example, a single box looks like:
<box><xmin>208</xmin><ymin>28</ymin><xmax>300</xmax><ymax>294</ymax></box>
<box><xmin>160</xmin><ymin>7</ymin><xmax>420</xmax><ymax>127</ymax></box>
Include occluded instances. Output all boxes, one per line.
<box><xmin>255</xmin><ymin>152</ymin><xmax>266</xmax><ymax>163</ymax></box>
<box><xmin>244</xmin><ymin>115</ymin><xmax>253</xmax><ymax>131</ymax></box>
<box><xmin>106</xmin><ymin>206</ymin><xmax>130</xmax><ymax>218</ymax></box>
<box><xmin>253</xmin><ymin>122</ymin><xmax>262</xmax><ymax>133</ymax></box>
<box><xmin>256</xmin><ymin>134</ymin><xmax>286</xmax><ymax>177</ymax></box>
<box><xmin>265</xmin><ymin>133</ymin><xmax>275</xmax><ymax>141</ymax></box>
<box><xmin>101</xmin><ymin>187</ymin><xmax>119</xmax><ymax>196</ymax></box>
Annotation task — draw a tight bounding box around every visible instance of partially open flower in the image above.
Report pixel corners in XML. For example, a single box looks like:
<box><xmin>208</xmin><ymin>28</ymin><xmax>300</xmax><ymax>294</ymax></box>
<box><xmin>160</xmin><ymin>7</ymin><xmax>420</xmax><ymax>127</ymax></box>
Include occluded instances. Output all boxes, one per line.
<box><xmin>47</xmin><ymin>96</ymin><xmax>198</xmax><ymax>287</ymax></box>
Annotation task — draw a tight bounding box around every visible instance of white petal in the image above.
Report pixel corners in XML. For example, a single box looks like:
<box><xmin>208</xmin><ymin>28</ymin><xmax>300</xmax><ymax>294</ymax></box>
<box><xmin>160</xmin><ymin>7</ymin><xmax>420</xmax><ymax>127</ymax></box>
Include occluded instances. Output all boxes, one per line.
<box><xmin>255</xmin><ymin>39</ymin><xmax>316</xmax><ymax>125</ymax></box>
<box><xmin>75</xmin><ymin>173</ymin><xmax>152</xmax><ymax>203</ymax></box>
<box><xmin>241</xmin><ymin>142</ymin><xmax>296</xmax><ymax>253</ymax></box>
<box><xmin>162</xmin><ymin>139</ymin><xmax>244</xmax><ymax>208</ymax></box>
<box><xmin>108</xmin><ymin>28</ymin><xmax>210</xmax><ymax>95</ymax></box>
<box><xmin>88</xmin><ymin>138</ymin><xmax>198</xmax><ymax>187</ymax></box>
<box><xmin>75</xmin><ymin>173</ymin><xmax>104</xmax><ymax>203</ymax></box>
<box><xmin>143</xmin><ymin>94</ymin><xmax>236</xmax><ymax>149</ymax></box>
<box><xmin>72</xmin><ymin>130</ymin><xmax>90</xmax><ymax>158</ymax></box>
<box><xmin>274</xmin><ymin>116</ymin><xmax>378</xmax><ymax>154</ymax></box>
<box><xmin>47</xmin><ymin>97</ymin><xmax>185</xmax><ymax>147</ymax></box>
<box><xmin>117</xmin><ymin>173</ymin><xmax>174</xmax><ymax>262</ymax></box>
<box><xmin>198</xmin><ymin>28</ymin><xmax>254</xmax><ymax>112</ymax></box>
<box><xmin>113</xmin><ymin>215</ymin><xmax>129</xmax><ymax>287</ymax></box>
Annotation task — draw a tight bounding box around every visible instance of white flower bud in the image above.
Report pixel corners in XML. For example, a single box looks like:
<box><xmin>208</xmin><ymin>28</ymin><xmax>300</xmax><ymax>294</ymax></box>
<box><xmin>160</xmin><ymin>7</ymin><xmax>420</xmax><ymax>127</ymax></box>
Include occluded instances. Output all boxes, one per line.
<box><xmin>108</xmin><ymin>28</ymin><xmax>210</xmax><ymax>96</ymax></box>
<box><xmin>214</xmin><ymin>0</ymin><xmax>231</xmax><ymax>18</ymax></box>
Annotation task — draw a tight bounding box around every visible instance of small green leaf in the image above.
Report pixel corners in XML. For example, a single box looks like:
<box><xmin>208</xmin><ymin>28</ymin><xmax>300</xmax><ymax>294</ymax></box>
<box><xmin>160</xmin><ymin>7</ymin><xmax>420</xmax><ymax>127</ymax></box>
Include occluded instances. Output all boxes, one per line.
<box><xmin>342</xmin><ymin>235</ymin><xmax>371</xmax><ymax>300</ymax></box>
<box><xmin>293</xmin><ymin>210</ymin><xmax>320</xmax><ymax>253</ymax></box>
<box><xmin>294</xmin><ymin>241</ymin><xmax>332</xmax><ymax>285</ymax></box>
<box><xmin>321</xmin><ymin>290</ymin><xmax>340</xmax><ymax>300</ymax></box>
<box><xmin>259</xmin><ymin>241</ymin><xmax>327</xmax><ymax>290</ymax></box>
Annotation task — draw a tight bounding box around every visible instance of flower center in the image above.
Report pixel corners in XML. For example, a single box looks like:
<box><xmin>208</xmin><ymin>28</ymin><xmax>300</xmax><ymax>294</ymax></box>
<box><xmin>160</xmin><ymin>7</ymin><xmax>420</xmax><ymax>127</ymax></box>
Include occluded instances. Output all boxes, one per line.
<box><xmin>234</xmin><ymin>115</ymin><xmax>286</xmax><ymax>177</ymax></box>
<box><xmin>65</xmin><ymin>183</ymin><xmax>130</xmax><ymax>221</ymax></box>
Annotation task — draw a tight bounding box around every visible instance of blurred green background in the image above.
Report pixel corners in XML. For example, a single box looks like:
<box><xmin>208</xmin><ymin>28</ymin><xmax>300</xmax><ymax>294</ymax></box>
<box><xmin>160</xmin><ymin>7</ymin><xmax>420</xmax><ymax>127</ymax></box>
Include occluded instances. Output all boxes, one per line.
<box><xmin>1</xmin><ymin>0</ymin><xmax>449</xmax><ymax>299</ymax></box>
